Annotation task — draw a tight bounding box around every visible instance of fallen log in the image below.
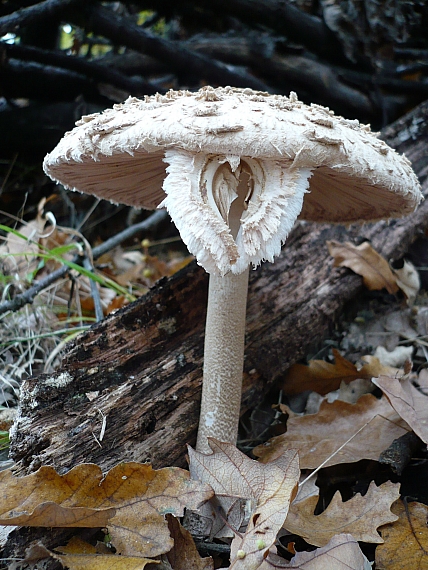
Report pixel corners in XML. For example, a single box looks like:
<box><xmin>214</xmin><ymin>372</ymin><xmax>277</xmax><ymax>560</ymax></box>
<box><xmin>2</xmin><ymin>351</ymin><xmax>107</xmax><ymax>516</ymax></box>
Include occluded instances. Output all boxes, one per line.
<box><xmin>9</xmin><ymin>99</ymin><xmax>428</xmax><ymax>478</ymax></box>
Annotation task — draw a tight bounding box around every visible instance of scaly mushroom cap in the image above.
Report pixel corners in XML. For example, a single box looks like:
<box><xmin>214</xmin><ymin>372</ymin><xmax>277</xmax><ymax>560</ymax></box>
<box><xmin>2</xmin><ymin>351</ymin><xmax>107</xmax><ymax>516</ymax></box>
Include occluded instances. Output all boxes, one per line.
<box><xmin>43</xmin><ymin>86</ymin><xmax>422</xmax><ymax>275</ymax></box>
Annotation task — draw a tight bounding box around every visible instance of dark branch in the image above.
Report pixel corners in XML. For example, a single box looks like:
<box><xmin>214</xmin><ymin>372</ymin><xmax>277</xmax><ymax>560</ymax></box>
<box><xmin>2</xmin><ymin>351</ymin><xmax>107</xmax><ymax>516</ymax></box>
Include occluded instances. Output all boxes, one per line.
<box><xmin>0</xmin><ymin>99</ymin><xmax>99</xmax><ymax>158</ymax></box>
<box><xmin>1</xmin><ymin>42</ymin><xmax>159</xmax><ymax>96</ymax></box>
<box><xmin>0</xmin><ymin>0</ymin><xmax>84</xmax><ymax>36</ymax></box>
<box><xmin>185</xmin><ymin>34</ymin><xmax>374</xmax><ymax>118</ymax></box>
<box><xmin>140</xmin><ymin>0</ymin><xmax>348</xmax><ymax>65</ymax></box>
<box><xmin>0</xmin><ymin>58</ymin><xmax>106</xmax><ymax>101</ymax></box>
<box><xmin>79</xmin><ymin>4</ymin><xmax>272</xmax><ymax>91</ymax></box>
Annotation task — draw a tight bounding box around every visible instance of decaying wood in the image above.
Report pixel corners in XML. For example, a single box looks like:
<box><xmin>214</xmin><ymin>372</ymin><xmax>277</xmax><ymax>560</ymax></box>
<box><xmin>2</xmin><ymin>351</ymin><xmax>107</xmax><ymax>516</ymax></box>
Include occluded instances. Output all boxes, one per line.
<box><xmin>9</xmin><ymin>100</ymin><xmax>428</xmax><ymax>479</ymax></box>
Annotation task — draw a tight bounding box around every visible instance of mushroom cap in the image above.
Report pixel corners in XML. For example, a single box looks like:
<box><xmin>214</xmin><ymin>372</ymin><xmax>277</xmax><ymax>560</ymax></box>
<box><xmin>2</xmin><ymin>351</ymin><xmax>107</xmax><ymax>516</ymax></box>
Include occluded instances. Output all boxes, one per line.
<box><xmin>43</xmin><ymin>86</ymin><xmax>422</xmax><ymax>224</ymax></box>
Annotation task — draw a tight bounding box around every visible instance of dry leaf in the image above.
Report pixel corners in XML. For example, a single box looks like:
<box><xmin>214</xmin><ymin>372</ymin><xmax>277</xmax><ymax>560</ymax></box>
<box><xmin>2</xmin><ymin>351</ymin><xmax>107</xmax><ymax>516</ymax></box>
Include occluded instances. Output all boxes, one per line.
<box><xmin>392</xmin><ymin>260</ymin><xmax>420</xmax><ymax>305</ymax></box>
<box><xmin>166</xmin><ymin>514</ymin><xmax>214</xmax><ymax>570</ymax></box>
<box><xmin>0</xmin><ymin>462</ymin><xmax>213</xmax><ymax>558</ymax></box>
<box><xmin>285</xmin><ymin>480</ymin><xmax>400</xmax><ymax>546</ymax></box>
<box><xmin>0</xmin><ymin>206</ymin><xmax>47</xmax><ymax>276</ymax></box>
<box><xmin>52</xmin><ymin>536</ymin><xmax>156</xmax><ymax>569</ymax></box>
<box><xmin>21</xmin><ymin>537</ymin><xmax>156</xmax><ymax>570</ymax></box>
<box><xmin>327</xmin><ymin>240</ymin><xmax>399</xmax><ymax>294</ymax></box>
<box><xmin>53</xmin><ymin>552</ymin><xmax>155</xmax><ymax>569</ymax></box>
<box><xmin>56</xmin><ymin>537</ymin><xmax>100</xmax><ymax>554</ymax></box>
<box><xmin>258</xmin><ymin>534</ymin><xmax>372</xmax><ymax>569</ymax></box>
<box><xmin>254</xmin><ymin>394</ymin><xmax>409</xmax><ymax>468</ymax></box>
<box><xmin>282</xmin><ymin>349</ymin><xmax>398</xmax><ymax>395</ymax></box>
<box><xmin>188</xmin><ymin>440</ymin><xmax>300</xmax><ymax>570</ymax></box>
<box><xmin>376</xmin><ymin>500</ymin><xmax>428</xmax><ymax>569</ymax></box>
<box><xmin>373</xmin><ymin>375</ymin><xmax>428</xmax><ymax>444</ymax></box>
<box><xmin>0</xmin><ymin>501</ymin><xmax>114</xmax><ymax>528</ymax></box>
<box><xmin>22</xmin><ymin>542</ymin><xmax>52</xmax><ymax>565</ymax></box>
<box><xmin>373</xmin><ymin>346</ymin><xmax>413</xmax><ymax>368</ymax></box>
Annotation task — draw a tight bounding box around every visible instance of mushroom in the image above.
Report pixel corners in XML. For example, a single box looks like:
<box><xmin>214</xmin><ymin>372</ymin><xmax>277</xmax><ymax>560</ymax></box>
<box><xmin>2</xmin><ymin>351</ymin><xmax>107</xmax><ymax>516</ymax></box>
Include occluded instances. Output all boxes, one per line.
<box><xmin>43</xmin><ymin>86</ymin><xmax>422</xmax><ymax>453</ymax></box>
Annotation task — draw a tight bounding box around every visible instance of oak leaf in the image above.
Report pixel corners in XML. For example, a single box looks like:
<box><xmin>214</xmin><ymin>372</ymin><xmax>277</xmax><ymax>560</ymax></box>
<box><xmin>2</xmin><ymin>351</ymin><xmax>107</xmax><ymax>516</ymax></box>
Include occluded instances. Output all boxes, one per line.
<box><xmin>284</xmin><ymin>481</ymin><xmax>400</xmax><ymax>547</ymax></box>
<box><xmin>327</xmin><ymin>240</ymin><xmax>399</xmax><ymax>294</ymax></box>
<box><xmin>282</xmin><ymin>349</ymin><xmax>398</xmax><ymax>395</ymax></box>
<box><xmin>257</xmin><ymin>534</ymin><xmax>372</xmax><ymax>569</ymax></box>
<box><xmin>376</xmin><ymin>500</ymin><xmax>428</xmax><ymax>569</ymax></box>
<box><xmin>0</xmin><ymin>462</ymin><xmax>213</xmax><ymax>558</ymax></box>
<box><xmin>372</xmin><ymin>375</ymin><xmax>428</xmax><ymax>444</ymax></box>
<box><xmin>253</xmin><ymin>394</ymin><xmax>409</xmax><ymax>468</ymax></box>
<box><xmin>188</xmin><ymin>439</ymin><xmax>300</xmax><ymax>570</ymax></box>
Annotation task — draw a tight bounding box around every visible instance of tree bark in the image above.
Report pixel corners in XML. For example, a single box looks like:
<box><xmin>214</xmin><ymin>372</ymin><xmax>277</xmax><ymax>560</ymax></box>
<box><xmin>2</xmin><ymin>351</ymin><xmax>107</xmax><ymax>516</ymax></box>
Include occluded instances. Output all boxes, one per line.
<box><xmin>9</xmin><ymin>99</ymin><xmax>428</xmax><ymax>477</ymax></box>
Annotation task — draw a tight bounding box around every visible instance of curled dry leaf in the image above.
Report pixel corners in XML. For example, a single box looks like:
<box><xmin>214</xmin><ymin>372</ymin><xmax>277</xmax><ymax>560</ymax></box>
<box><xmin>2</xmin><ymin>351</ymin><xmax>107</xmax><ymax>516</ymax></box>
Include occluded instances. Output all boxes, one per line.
<box><xmin>376</xmin><ymin>500</ymin><xmax>428</xmax><ymax>569</ymax></box>
<box><xmin>0</xmin><ymin>462</ymin><xmax>213</xmax><ymax>558</ymax></box>
<box><xmin>166</xmin><ymin>514</ymin><xmax>214</xmax><ymax>570</ymax></box>
<box><xmin>284</xmin><ymin>480</ymin><xmax>400</xmax><ymax>547</ymax></box>
<box><xmin>188</xmin><ymin>439</ymin><xmax>300</xmax><ymax>570</ymax></box>
<box><xmin>373</xmin><ymin>374</ymin><xmax>428</xmax><ymax>444</ymax></box>
<box><xmin>327</xmin><ymin>240</ymin><xmax>399</xmax><ymax>294</ymax></box>
<box><xmin>254</xmin><ymin>394</ymin><xmax>409</xmax><ymax>469</ymax></box>
<box><xmin>282</xmin><ymin>349</ymin><xmax>398</xmax><ymax>396</ymax></box>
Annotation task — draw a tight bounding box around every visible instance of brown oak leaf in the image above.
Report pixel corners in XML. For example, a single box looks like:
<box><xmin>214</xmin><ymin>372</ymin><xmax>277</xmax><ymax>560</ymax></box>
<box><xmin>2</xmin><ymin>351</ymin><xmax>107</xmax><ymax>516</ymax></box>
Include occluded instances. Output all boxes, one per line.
<box><xmin>373</xmin><ymin>375</ymin><xmax>428</xmax><ymax>444</ymax></box>
<box><xmin>254</xmin><ymin>394</ymin><xmax>409</xmax><ymax>469</ymax></box>
<box><xmin>188</xmin><ymin>439</ymin><xmax>300</xmax><ymax>570</ymax></box>
<box><xmin>0</xmin><ymin>462</ymin><xmax>213</xmax><ymax>558</ymax></box>
<box><xmin>376</xmin><ymin>500</ymin><xmax>428</xmax><ymax>569</ymax></box>
<box><xmin>282</xmin><ymin>349</ymin><xmax>398</xmax><ymax>395</ymax></box>
<box><xmin>284</xmin><ymin>481</ymin><xmax>400</xmax><ymax>547</ymax></box>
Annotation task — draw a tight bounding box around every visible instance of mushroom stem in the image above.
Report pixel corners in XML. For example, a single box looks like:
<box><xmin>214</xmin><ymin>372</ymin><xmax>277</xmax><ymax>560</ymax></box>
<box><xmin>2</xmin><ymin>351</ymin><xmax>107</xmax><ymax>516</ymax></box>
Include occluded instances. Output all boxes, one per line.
<box><xmin>196</xmin><ymin>266</ymin><xmax>250</xmax><ymax>453</ymax></box>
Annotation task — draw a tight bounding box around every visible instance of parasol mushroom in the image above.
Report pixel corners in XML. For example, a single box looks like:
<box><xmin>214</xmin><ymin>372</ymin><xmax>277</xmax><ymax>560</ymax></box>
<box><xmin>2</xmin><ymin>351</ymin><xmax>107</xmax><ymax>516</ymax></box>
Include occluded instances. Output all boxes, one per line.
<box><xmin>43</xmin><ymin>86</ymin><xmax>422</xmax><ymax>453</ymax></box>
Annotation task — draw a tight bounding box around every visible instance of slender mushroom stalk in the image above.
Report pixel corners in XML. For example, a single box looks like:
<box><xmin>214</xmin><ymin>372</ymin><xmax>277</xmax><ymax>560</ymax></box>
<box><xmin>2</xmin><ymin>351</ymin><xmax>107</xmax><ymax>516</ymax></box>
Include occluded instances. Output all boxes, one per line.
<box><xmin>43</xmin><ymin>86</ymin><xmax>423</xmax><ymax>455</ymax></box>
<box><xmin>199</xmin><ymin>268</ymin><xmax>249</xmax><ymax>451</ymax></box>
